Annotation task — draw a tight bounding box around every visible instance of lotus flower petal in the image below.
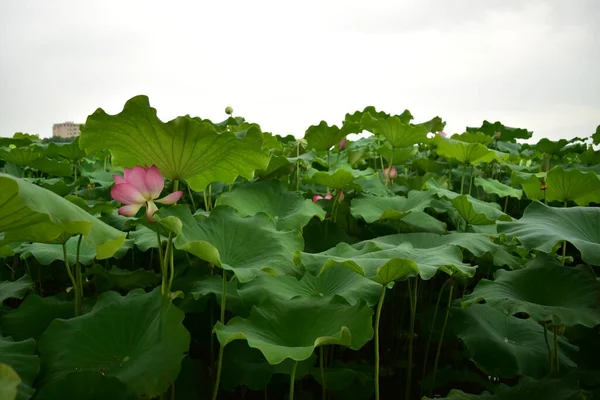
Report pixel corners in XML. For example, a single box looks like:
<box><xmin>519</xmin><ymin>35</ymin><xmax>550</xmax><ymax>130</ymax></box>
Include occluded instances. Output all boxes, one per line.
<box><xmin>111</xmin><ymin>183</ymin><xmax>146</xmax><ymax>205</ymax></box>
<box><xmin>118</xmin><ymin>203</ymin><xmax>143</xmax><ymax>217</ymax></box>
<box><xmin>146</xmin><ymin>200</ymin><xmax>159</xmax><ymax>221</ymax></box>
<box><xmin>312</xmin><ymin>195</ymin><xmax>323</xmax><ymax>203</ymax></box>
<box><xmin>144</xmin><ymin>165</ymin><xmax>165</xmax><ymax>199</ymax></box>
<box><xmin>125</xmin><ymin>166</ymin><xmax>151</xmax><ymax>197</ymax></box>
<box><xmin>324</xmin><ymin>194</ymin><xmax>333</xmax><ymax>200</ymax></box>
<box><xmin>113</xmin><ymin>175</ymin><xmax>127</xmax><ymax>185</ymax></box>
<box><xmin>155</xmin><ymin>191</ymin><xmax>184</xmax><ymax>205</ymax></box>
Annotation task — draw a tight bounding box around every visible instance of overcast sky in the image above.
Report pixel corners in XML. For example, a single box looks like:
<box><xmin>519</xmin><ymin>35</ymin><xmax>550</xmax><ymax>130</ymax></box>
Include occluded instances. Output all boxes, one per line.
<box><xmin>1</xmin><ymin>0</ymin><xmax>598</xmax><ymax>142</ymax></box>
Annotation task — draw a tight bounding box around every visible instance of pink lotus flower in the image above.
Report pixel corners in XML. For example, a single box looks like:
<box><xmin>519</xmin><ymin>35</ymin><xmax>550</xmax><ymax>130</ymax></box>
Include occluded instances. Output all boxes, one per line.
<box><xmin>337</xmin><ymin>138</ymin><xmax>347</xmax><ymax>151</ymax></box>
<box><xmin>111</xmin><ymin>165</ymin><xmax>183</xmax><ymax>221</ymax></box>
<box><xmin>437</xmin><ymin>131</ymin><xmax>447</xmax><ymax>137</ymax></box>
<box><xmin>495</xmin><ymin>131</ymin><xmax>502</xmax><ymax>139</ymax></box>
<box><xmin>312</xmin><ymin>194</ymin><xmax>333</xmax><ymax>203</ymax></box>
<box><xmin>384</xmin><ymin>166</ymin><xmax>398</xmax><ymax>179</ymax></box>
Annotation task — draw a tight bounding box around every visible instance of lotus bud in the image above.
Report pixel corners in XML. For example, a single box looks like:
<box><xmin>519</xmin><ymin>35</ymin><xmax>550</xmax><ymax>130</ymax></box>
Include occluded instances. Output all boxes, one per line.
<box><xmin>437</xmin><ymin>131</ymin><xmax>447</xmax><ymax>137</ymax></box>
<box><xmin>338</xmin><ymin>138</ymin><xmax>347</xmax><ymax>151</ymax></box>
<box><xmin>225</xmin><ymin>106</ymin><xmax>233</xmax><ymax>115</ymax></box>
<box><xmin>337</xmin><ymin>190</ymin><xmax>344</xmax><ymax>201</ymax></box>
<box><xmin>312</xmin><ymin>195</ymin><xmax>324</xmax><ymax>203</ymax></box>
<box><xmin>324</xmin><ymin>194</ymin><xmax>333</xmax><ymax>200</ymax></box>
<box><xmin>495</xmin><ymin>131</ymin><xmax>502</xmax><ymax>139</ymax></box>
<box><xmin>384</xmin><ymin>166</ymin><xmax>398</xmax><ymax>179</ymax></box>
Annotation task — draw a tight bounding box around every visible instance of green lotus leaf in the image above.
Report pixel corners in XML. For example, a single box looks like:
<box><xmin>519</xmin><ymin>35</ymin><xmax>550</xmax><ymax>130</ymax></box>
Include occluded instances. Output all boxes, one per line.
<box><xmin>0</xmin><ymin>146</ymin><xmax>42</xmax><ymax>166</ymax></box>
<box><xmin>466</xmin><ymin>120</ymin><xmax>532</xmax><ymax>142</ymax></box>
<box><xmin>383</xmin><ymin>211</ymin><xmax>448</xmax><ymax>234</ymax></box>
<box><xmin>0</xmin><ymin>336</ymin><xmax>40</xmax><ymax>400</ymax></box>
<box><xmin>433</xmin><ymin>136</ymin><xmax>508</xmax><ymax>165</ymax></box>
<box><xmin>535</xmin><ymin>138</ymin><xmax>569</xmax><ymax>155</ymax></box>
<box><xmin>451</xmin><ymin>132</ymin><xmax>493</xmax><ymax>145</ymax></box>
<box><xmin>30</xmin><ymin>157</ymin><xmax>73</xmax><ymax>177</ymax></box>
<box><xmin>545</xmin><ymin>165</ymin><xmax>600</xmax><ymax>206</ymax></box>
<box><xmin>38</xmin><ymin>287</ymin><xmax>190</xmax><ymax>398</ymax></box>
<box><xmin>65</xmin><ymin>196</ymin><xmax>116</xmax><ymax>216</ymax></box>
<box><xmin>593</xmin><ymin>124</ymin><xmax>600</xmax><ymax>145</ymax></box>
<box><xmin>474</xmin><ymin>177</ymin><xmax>523</xmax><ymax>199</ymax></box>
<box><xmin>0</xmin><ymin>174</ymin><xmax>126</xmax><ymax>259</ymax></box>
<box><xmin>497</xmin><ymin>201</ymin><xmax>600</xmax><ymax>265</ymax></box>
<box><xmin>377</xmin><ymin>144</ymin><xmax>418</xmax><ymax>164</ymax></box>
<box><xmin>311</xmin><ymin>364</ymin><xmax>374</xmax><ymax>400</ymax></box>
<box><xmin>128</xmin><ymin>225</ymin><xmax>168</xmax><ymax>251</ymax></box>
<box><xmin>350</xmin><ymin>191</ymin><xmax>434</xmax><ymax>223</ymax></box>
<box><xmin>303</xmin><ymin>164</ymin><xmax>375</xmax><ymax>190</ymax></box>
<box><xmin>451</xmin><ymin>195</ymin><xmax>512</xmax><ymax>225</ymax></box>
<box><xmin>451</xmin><ymin>304</ymin><xmax>577</xmax><ymax>378</ymax></box>
<box><xmin>213</xmin><ymin>295</ymin><xmax>374</xmax><ymax>364</ymax></box>
<box><xmin>341</xmin><ymin>107</ymin><xmax>398</xmax><ymax>135</ymax></box>
<box><xmin>216</xmin><ymin>180</ymin><xmax>326</xmax><ymax>231</ymax></box>
<box><xmin>237</xmin><ymin>264</ymin><xmax>382</xmax><ymax>308</ymax></box>
<box><xmin>35</xmin><ymin>371</ymin><xmax>138</xmax><ymax>400</ymax></box>
<box><xmin>221</xmin><ymin>341</ymin><xmax>315</xmax><ymax>391</ymax></box>
<box><xmin>45</xmin><ymin>138</ymin><xmax>87</xmax><ymax>161</ymax></box>
<box><xmin>0</xmin><ymin>294</ymin><xmax>74</xmax><ymax>341</ymax></box>
<box><xmin>87</xmin><ymin>266</ymin><xmax>161</xmax><ymax>292</ymax></box>
<box><xmin>304</xmin><ymin>121</ymin><xmax>346</xmax><ymax>151</ymax></box>
<box><xmin>0</xmin><ymin>363</ymin><xmax>19</xmax><ymax>400</ymax></box>
<box><xmin>79</xmin><ymin>95</ymin><xmax>270</xmax><ymax>191</ymax></box>
<box><xmin>362</xmin><ymin>115</ymin><xmax>429</xmax><ymax>148</ymax></box>
<box><xmin>17</xmin><ymin>235</ymin><xmax>97</xmax><ymax>265</ymax></box>
<box><xmin>157</xmin><ymin>205</ymin><xmax>304</xmax><ymax>283</ymax></box>
<box><xmin>0</xmin><ymin>275</ymin><xmax>32</xmax><ymax>304</ymax></box>
<box><xmin>510</xmin><ymin>171</ymin><xmax>544</xmax><ymax>201</ymax></box>
<box><xmin>298</xmin><ymin>241</ymin><xmax>475</xmax><ymax>285</ymax></box>
<box><xmin>463</xmin><ymin>265</ymin><xmax>600</xmax><ymax>327</ymax></box>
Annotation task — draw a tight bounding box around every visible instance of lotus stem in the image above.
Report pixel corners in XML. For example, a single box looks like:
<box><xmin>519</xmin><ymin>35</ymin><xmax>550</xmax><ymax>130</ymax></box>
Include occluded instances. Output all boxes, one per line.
<box><xmin>468</xmin><ymin>164</ymin><xmax>474</xmax><ymax>195</ymax></box>
<box><xmin>503</xmin><ymin>196</ymin><xmax>509</xmax><ymax>214</ymax></box>
<box><xmin>62</xmin><ymin>242</ymin><xmax>80</xmax><ymax>316</ymax></box>
<box><xmin>405</xmin><ymin>277</ymin><xmax>419</xmax><ymax>400</ymax></box>
<box><xmin>320</xmin><ymin>346</ymin><xmax>327</xmax><ymax>400</ymax></box>
<box><xmin>374</xmin><ymin>285</ymin><xmax>386</xmax><ymax>400</ymax></box>
<box><xmin>553</xmin><ymin>324</ymin><xmax>560</xmax><ymax>372</ymax></box>
<box><xmin>543</xmin><ymin>322</ymin><xmax>554</xmax><ymax>372</ymax></box>
<box><xmin>296</xmin><ymin>141</ymin><xmax>301</xmax><ymax>192</ymax></box>
<box><xmin>430</xmin><ymin>284</ymin><xmax>454</xmax><ymax>396</ymax></box>
<box><xmin>212</xmin><ymin>270</ymin><xmax>228</xmax><ymax>400</ymax></box>
<box><xmin>460</xmin><ymin>164</ymin><xmax>466</xmax><ymax>195</ymax></box>
<box><xmin>167</xmin><ymin>237</ymin><xmax>175</xmax><ymax>293</ymax></box>
<box><xmin>75</xmin><ymin>234</ymin><xmax>84</xmax><ymax>313</ymax></box>
<box><xmin>187</xmin><ymin>183</ymin><xmax>197</xmax><ymax>212</ymax></box>
<box><xmin>289</xmin><ymin>360</ymin><xmax>299</xmax><ymax>400</ymax></box>
<box><xmin>421</xmin><ymin>279</ymin><xmax>451</xmax><ymax>385</ymax></box>
<box><xmin>173</xmin><ymin>179</ymin><xmax>179</xmax><ymax>192</ymax></box>
<box><xmin>562</xmin><ymin>201</ymin><xmax>568</xmax><ymax>265</ymax></box>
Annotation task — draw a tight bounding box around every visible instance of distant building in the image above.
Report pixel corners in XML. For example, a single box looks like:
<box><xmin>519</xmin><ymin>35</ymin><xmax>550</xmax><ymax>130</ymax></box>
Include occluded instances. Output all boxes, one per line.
<box><xmin>52</xmin><ymin>122</ymin><xmax>81</xmax><ymax>138</ymax></box>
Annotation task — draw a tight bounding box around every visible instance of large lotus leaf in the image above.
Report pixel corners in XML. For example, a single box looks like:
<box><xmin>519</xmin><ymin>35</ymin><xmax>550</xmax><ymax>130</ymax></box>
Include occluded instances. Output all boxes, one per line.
<box><xmin>451</xmin><ymin>195</ymin><xmax>512</xmax><ymax>225</ymax></box>
<box><xmin>0</xmin><ymin>146</ymin><xmax>42</xmax><ymax>166</ymax></box>
<box><xmin>362</xmin><ymin>115</ymin><xmax>428</xmax><ymax>148</ymax></box>
<box><xmin>384</xmin><ymin>211</ymin><xmax>448</xmax><ymax>234</ymax></box>
<box><xmin>0</xmin><ymin>294</ymin><xmax>74</xmax><ymax>341</ymax></box>
<box><xmin>157</xmin><ymin>205</ymin><xmax>304</xmax><ymax>283</ymax></box>
<box><xmin>535</xmin><ymin>138</ymin><xmax>569</xmax><ymax>155</ymax></box>
<box><xmin>544</xmin><ymin>165</ymin><xmax>600</xmax><ymax>206</ymax></box>
<box><xmin>30</xmin><ymin>157</ymin><xmax>73</xmax><ymax>177</ymax></box>
<box><xmin>215</xmin><ymin>180</ymin><xmax>326</xmax><ymax>231</ymax></box>
<box><xmin>65</xmin><ymin>196</ymin><xmax>116</xmax><ymax>216</ymax></box>
<box><xmin>37</xmin><ymin>287</ymin><xmax>190</xmax><ymax>398</ymax></box>
<box><xmin>497</xmin><ymin>201</ymin><xmax>600</xmax><ymax>265</ymax></box>
<box><xmin>433</xmin><ymin>135</ymin><xmax>508</xmax><ymax>164</ymax></box>
<box><xmin>0</xmin><ymin>363</ymin><xmax>19</xmax><ymax>400</ymax></box>
<box><xmin>303</xmin><ymin>164</ymin><xmax>375</xmax><ymax>190</ymax></box>
<box><xmin>463</xmin><ymin>266</ymin><xmax>600</xmax><ymax>327</ymax></box>
<box><xmin>377</xmin><ymin>143</ymin><xmax>418</xmax><ymax>164</ymax></box>
<box><xmin>466</xmin><ymin>120</ymin><xmax>533</xmax><ymax>142</ymax></box>
<box><xmin>237</xmin><ymin>264</ymin><xmax>382</xmax><ymax>308</ymax></box>
<box><xmin>298</xmin><ymin>241</ymin><xmax>475</xmax><ymax>284</ymax></box>
<box><xmin>370</xmin><ymin>232</ymin><xmax>522</xmax><ymax>269</ymax></box>
<box><xmin>128</xmin><ymin>225</ymin><xmax>168</xmax><ymax>251</ymax></box>
<box><xmin>304</xmin><ymin>121</ymin><xmax>346</xmax><ymax>151</ymax></box>
<box><xmin>593</xmin><ymin>125</ymin><xmax>600</xmax><ymax>145</ymax></box>
<box><xmin>474</xmin><ymin>177</ymin><xmax>523</xmax><ymax>199</ymax></box>
<box><xmin>341</xmin><ymin>107</ymin><xmax>397</xmax><ymax>135</ymax></box>
<box><xmin>0</xmin><ymin>174</ymin><xmax>125</xmax><ymax>259</ymax></box>
<box><xmin>510</xmin><ymin>171</ymin><xmax>545</xmax><ymax>201</ymax></box>
<box><xmin>45</xmin><ymin>138</ymin><xmax>87</xmax><ymax>161</ymax></box>
<box><xmin>451</xmin><ymin>131</ymin><xmax>493</xmax><ymax>145</ymax></box>
<box><xmin>214</xmin><ymin>295</ymin><xmax>373</xmax><ymax>364</ymax></box>
<box><xmin>35</xmin><ymin>371</ymin><xmax>138</xmax><ymax>400</ymax></box>
<box><xmin>79</xmin><ymin>95</ymin><xmax>270</xmax><ymax>190</ymax></box>
<box><xmin>17</xmin><ymin>236</ymin><xmax>97</xmax><ymax>266</ymax></box>
<box><xmin>0</xmin><ymin>275</ymin><xmax>32</xmax><ymax>304</ymax></box>
<box><xmin>311</xmin><ymin>364</ymin><xmax>374</xmax><ymax>400</ymax></box>
<box><xmin>221</xmin><ymin>341</ymin><xmax>315</xmax><ymax>391</ymax></box>
<box><xmin>350</xmin><ymin>191</ymin><xmax>434</xmax><ymax>223</ymax></box>
<box><xmin>87</xmin><ymin>266</ymin><xmax>161</xmax><ymax>292</ymax></box>
<box><xmin>0</xmin><ymin>336</ymin><xmax>40</xmax><ymax>400</ymax></box>
<box><xmin>451</xmin><ymin>304</ymin><xmax>577</xmax><ymax>379</ymax></box>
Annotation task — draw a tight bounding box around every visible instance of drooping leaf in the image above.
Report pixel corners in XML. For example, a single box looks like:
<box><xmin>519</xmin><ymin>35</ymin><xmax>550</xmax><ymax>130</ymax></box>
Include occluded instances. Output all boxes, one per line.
<box><xmin>304</xmin><ymin>121</ymin><xmax>346</xmax><ymax>151</ymax></box>
<box><xmin>157</xmin><ymin>205</ymin><xmax>304</xmax><ymax>283</ymax></box>
<box><xmin>79</xmin><ymin>95</ymin><xmax>270</xmax><ymax>190</ymax></box>
<box><xmin>463</xmin><ymin>265</ymin><xmax>600</xmax><ymax>327</ymax></box>
<box><xmin>216</xmin><ymin>180</ymin><xmax>326</xmax><ymax>231</ymax></box>
<box><xmin>544</xmin><ymin>165</ymin><xmax>600</xmax><ymax>206</ymax></box>
<box><xmin>38</xmin><ymin>287</ymin><xmax>190</xmax><ymax>398</ymax></box>
<box><xmin>451</xmin><ymin>195</ymin><xmax>512</xmax><ymax>225</ymax></box>
<box><xmin>350</xmin><ymin>191</ymin><xmax>434</xmax><ymax>223</ymax></box>
<box><xmin>17</xmin><ymin>235</ymin><xmax>97</xmax><ymax>265</ymax></box>
<box><xmin>0</xmin><ymin>336</ymin><xmax>40</xmax><ymax>400</ymax></box>
<box><xmin>474</xmin><ymin>177</ymin><xmax>523</xmax><ymax>199</ymax></box>
<box><xmin>433</xmin><ymin>135</ymin><xmax>508</xmax><ymax>165</ymax></box>
<box><xmin>45</xmin><ymin>138</ymin><xmax>87</xmax><ymax>161</ymax></box>
<box><xmin>0</xmin><ymin>146</ymin><xmax>42</xmax><ymax>166</ymax></box>
<box><xmin>35</xmin><ymin>371</ymin><xmax>138</xmax><ymax>400</ymax></box>
<box><xmin>377</xmin><ymin>144</ymin><xmax>418</xmax><ymax>164</ymax></box>
<box><xmin>466</xmin><ymin>120</ymin><xmax>532</xmax><ymax>142</ymax></box>
<box><xmin>592</xmin><ymin>124</ymin><xmax>600</xmax><ymax>145</ymax></box>
<box><xmin>451</xmin><ymin>304</ymin><xmax>577</xmax><ymax>379</ymax></box>
<box><xmin>303</xmin><ymin>164</ymin><xmax>375</xmax><ymax>191</ymax></box>
<box><xmin>362</xmin><ymin>116</ymin><xmax>429</xmax><ymax>148</ymax></box>
<box><xmin>510</xmin><ymin>171</ymin><xmax>545</xmax><ymax>201</ymax></box>
<box><xmin>0</xmin><ymin>174</ymin><xmax>125</xmax><ymax>259</ymax></box>
<box><xmin>214</xmin><ymin>295</ymin><xmax>374</xmax><ymax>364</ymax></box>
<box><xmin>87</xmin><ymin>266</ymin><xmax>161</xmax><ymax>292</ymax></box>
<box><xmin>30</xmin><ymin>157</ymin><xmax>73</xmax><ymax>177</ymax></box>
<box><xmin>497</xmin><ymin>201</ymin><xmax>600</xmax><ymax>266</ymax></box>
<box><xmin>0</xmin><ymin>275</ymin><xmax>32</xmax><ymax>304</ymax></box>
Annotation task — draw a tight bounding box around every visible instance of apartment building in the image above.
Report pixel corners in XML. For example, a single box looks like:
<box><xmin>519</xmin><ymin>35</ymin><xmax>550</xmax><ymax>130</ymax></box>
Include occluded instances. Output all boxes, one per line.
<box><xmin>52</xmin><ymin>122</ymin><xmax>81</xmax><ymax>138</ymax></box>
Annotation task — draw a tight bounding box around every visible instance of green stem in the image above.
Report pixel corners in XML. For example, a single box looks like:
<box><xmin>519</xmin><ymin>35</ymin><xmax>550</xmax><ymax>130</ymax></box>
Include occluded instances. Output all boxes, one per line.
<box><xmin>460</xmin><ymin>164</ymin><xmax>466</xmax><ymax>195</ymax></box>
<box><xmin>543</xmin><ymin>322</ymin><xmax>554</xmax><ymax>372</ymax></box>
<box><xmin>320</xmin><ymin>346</ymin><xmax>326</xmax><ymax>400</ymax></box>
<box><xmin>156</xmin><ymin>229</ymin><xmax>164</xmax><ymax>274</ymax></box>
<box><xmin>208</xmin><ymin>184</ymin><xmax>213</xmax><ymax>210</ymax></box>
<box><xmin>503</xmin><ymin>196</ymin><xmax>509</xmax><ymax>214</ymax></box>
<box><xmin>554</xmin><ymin>324</ymin><xmax>560</xmax><ymax>372</ymax></box>
<box><xmin>75</xmin><ymin>235</ymin><xmax>84</xmax><ymax>313</ymax></box>
<box><xmin>167</xmin><ymin>237</ymin><xmax>175</xmax><ymax>293</ymax></box>
<box><xmin>161</xmin><ymin>233</ymin><xmax>172</xmax><ymax>296</ymax></box>
<box><xmin>421</xmin><ymin>279</ymin><xmax>451</xmax><ymax>384</ymax></box>
<box><xmin>212</xmin><ymin>270</ymin><xmax>228</xmax><ymax>400</ymax></box>
<box><xmin>374</xmin><ymin>286</ymin><xmax>386</xmax><ymax>400</ymax></box>
<box><xmin>562</xmin><ymin>201</ymin><xmax>567</xmax><ymax>265</ymax></box>
<box><xmin>430</xmin><ymin>284</ymin><xmax>454</xmax><ymax>396</ymax></box>
<box><xmin>296</xmin><ymin>142</ymin><xmax>301</xmax><ymax>192</ymax></box>
<box><xmin>173</xmin><ymin>179</ymin><xmax>179</xmax><ymax>192</ymax></box>
<box><xmin>289</xmin><ymin>360</ymin><xmax>299</xmax><ymax>400</ymax></box>
<box><xmin>62</xmin><ymin>243</ymin><xmax>80</xmax><ymax>316</ymax></box>
<box><xmin>203</xmin><ymin>190</ymin><xmax>209</xmax><ymax>211</ymax></box>
<box><xmin>468</xmin><ymin>164</ymin><xmax>474</xmax><ymax>195</ymax></box>
<box><xmin>187</xmin><ymin>183</ymin><xmax>197</xmax><ymax>212</ymax></box>
<box><xmin>405</xmin><ymin>277</ymin><xmax>419</xmax><ymax>400</ymax></box>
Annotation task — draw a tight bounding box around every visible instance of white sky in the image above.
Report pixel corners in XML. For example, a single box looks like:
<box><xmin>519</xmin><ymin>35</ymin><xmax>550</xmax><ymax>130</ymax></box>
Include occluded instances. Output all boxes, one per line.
<box><xmin>1</xmin><ymin>0</ymin><xmax>598</xmax><ymax>141</ymax></box>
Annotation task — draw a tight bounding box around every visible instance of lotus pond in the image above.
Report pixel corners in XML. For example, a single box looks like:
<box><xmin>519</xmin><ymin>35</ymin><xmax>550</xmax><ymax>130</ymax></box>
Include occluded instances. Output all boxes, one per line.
<box><xmin>1</xmin><ymin>96</ymin><xmax>599</xmax><ymax>400</ymax></box>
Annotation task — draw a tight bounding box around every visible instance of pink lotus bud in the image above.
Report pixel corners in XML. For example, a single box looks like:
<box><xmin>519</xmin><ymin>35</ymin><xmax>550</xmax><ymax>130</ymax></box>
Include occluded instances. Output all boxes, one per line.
<box><xmin>324</xmin><ymin>194</ymin><xmax>333</xmax><ymax>200</ymax></box>
<box><xmin>312</xmin><ymin>195</ymin><xmax>324</xmax><ymax>203</ymax></box>
<box><xmin>495</xmin><ymin>131</ymin><xmax>502</xmax><ymax>138</ymax></box>
<box><xmin>384</xmin><ymin>166</ymin><xmax>398</xmax><ymax>179</ymax></box>
<box><xmin>338</xmin><ymin>138</ymin><xmax>347</xmax><ymax>151</ymax></box>
<box><xmin>337</xmin><ymin>190</ymin><xmax>344</xmax><ymax>201</ymax></box>
<box><xmin>437</xmin><ymin>131</ymin><xmax>447</xmax><ymax>137</ymax></box>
